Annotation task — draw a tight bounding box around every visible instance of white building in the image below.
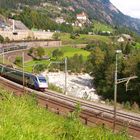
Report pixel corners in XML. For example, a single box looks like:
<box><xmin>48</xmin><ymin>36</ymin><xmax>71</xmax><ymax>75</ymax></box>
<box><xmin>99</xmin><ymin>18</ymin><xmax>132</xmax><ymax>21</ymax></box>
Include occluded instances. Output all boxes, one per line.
<box><xmin>55</xmin><ymin>17</ymin><xmax>65</xmax><ymax>24</ymax></box>
<box><xmin>76</xmin><ymin>12</ymin><xmax>87</xmax><ymax>21</ymax></box>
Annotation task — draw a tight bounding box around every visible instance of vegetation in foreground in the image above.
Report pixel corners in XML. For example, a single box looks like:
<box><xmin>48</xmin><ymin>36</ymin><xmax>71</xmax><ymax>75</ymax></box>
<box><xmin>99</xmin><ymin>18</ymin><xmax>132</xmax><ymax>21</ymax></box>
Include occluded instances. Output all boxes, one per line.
<box><xmin>0</xmin><ymin>89</ymin><xmax>131</xmax><ymax>140</ymax></box>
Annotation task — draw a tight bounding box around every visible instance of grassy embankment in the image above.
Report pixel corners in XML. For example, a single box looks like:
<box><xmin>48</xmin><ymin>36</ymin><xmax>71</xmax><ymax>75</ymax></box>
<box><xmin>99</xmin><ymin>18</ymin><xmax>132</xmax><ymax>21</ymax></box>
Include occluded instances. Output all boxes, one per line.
<box><xmin>60</xmin><ymin>33</ymin><xmax>111</xmax><ymax>45</ymax></box>
<box><xmin>0</xmin><ymin>89</ymin><xmax>131</xmax><ymax>140</ymax></box>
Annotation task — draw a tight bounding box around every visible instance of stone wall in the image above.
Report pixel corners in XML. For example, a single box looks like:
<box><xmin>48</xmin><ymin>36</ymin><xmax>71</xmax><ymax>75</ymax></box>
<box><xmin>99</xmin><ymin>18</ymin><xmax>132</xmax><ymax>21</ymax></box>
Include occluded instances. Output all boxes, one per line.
<box><xmin>0</xmin><ymin>30</ymin><xmax>54</xmax><ymax>40</ymax></box>
<box><xmin>0</xmin><ymin>40</ymin><xmax>62</xmax><ymax>49</ymax></box>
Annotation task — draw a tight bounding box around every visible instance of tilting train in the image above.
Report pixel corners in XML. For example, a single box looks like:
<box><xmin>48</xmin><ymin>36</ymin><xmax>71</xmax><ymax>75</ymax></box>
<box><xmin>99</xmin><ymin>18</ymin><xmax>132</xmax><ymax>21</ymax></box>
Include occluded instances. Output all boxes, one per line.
<box><xmin>0</xmin><ymin>64</ymin><xmax>48</xmax><ymax>91</ymax></box>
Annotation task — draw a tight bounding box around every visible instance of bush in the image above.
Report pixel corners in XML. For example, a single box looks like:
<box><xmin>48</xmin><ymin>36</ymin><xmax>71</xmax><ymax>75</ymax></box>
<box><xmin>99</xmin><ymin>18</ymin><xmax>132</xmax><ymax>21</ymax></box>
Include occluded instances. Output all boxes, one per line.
<box><xmin>68</xmin><ymin>54</ymin><xmax>85</xmax><ymax>73</ymax></box>
<box><xmin>33</xmin><ymin>64</ymin><xmax>47</xmax><ymax>73</ymax></box>
<box><xmin>52</xmin><ymin>49</ymin><xmax>64</xmax><ymax>60</ymax></box>
<box><xmin>28</xmin><ymin>47</ymin><xmax>45</xmax><ymax>59</ymax></box>
<box><xmin>28</xmin><ymin>47</ymin><xmax>35</xmax><ymax>56</ymax></box>
<box><xmin>124</xmin><ymin>101</ymin><xmax>131</xmax><ymax>110</ymax></box>
<box><xmin>36</xmin><ymin>47</ymin><xmax>45</xmax><ymax>59</ymax></box>
<box><xmin>52</xmin><ymin>32</ymin><xmax>60</xmax><ymax>40</ymax></box>
<box><xmin>14</xmin><ymin>56</ymin><xmax>22</xmax><ymax>66</ymax></box>
<box><xmin>0</xmin><ymin>35</ymin><xmax>4</xmax><ymax>43</ymax></box>
<box><xmin>70</xmin><ymin>33</ymin><xmax>76</xmax><ymax>39</ymax></box>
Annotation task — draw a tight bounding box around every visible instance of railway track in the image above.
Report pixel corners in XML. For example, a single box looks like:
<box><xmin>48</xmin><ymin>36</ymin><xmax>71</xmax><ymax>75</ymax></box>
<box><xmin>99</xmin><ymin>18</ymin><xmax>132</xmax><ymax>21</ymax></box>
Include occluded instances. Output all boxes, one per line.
<box><xmin>45</xmin><ymin>90</ymin><xmax>140</xmax><ymax>123</ymax></box>
<box><xmin>0</xmin><ymin>76</ymin><xmax>140</xmax><ymax>139</ymax></box>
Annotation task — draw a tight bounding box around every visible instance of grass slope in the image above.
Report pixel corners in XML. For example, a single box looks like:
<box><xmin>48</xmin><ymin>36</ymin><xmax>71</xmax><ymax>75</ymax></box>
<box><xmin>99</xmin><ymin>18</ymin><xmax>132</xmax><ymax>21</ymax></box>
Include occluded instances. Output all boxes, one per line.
<box><xmin>93</xmin><ymin>21</ymin><xmax>114</xmax><ymax>32</ymax></box>
<box><xmin>0</xmin><ymin>89</ymin><xmax>131</xmax><ymax>140</ymax></box>
<box><xmin>60</xmin><ymin>33</ymin><xmax>111</xmax><ymax>45</ymax></box>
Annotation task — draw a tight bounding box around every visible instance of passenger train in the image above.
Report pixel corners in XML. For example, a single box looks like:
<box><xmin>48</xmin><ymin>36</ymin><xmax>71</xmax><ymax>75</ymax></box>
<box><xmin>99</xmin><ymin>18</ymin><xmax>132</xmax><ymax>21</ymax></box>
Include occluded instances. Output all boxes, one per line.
<box><xmin>0</xmin><ymin>64</ymin><xmax>48</xmax><ymax>91</ymax></box>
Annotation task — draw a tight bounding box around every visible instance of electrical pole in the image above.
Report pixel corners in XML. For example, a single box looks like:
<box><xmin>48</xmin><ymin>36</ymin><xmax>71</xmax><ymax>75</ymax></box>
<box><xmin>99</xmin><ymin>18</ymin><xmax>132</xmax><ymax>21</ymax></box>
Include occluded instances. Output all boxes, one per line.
<box><xmin>2</xmin><ymin>48</ymin><xmax>4</xmax><ymax>64</ymax></box>
<box><xmin>64</xmin><ymin>57</ymin><xmax>67</xmax><ymax>95</ymax></box>
<box><xmin>22</xmin><ymin>52</ymin><xmax>25</xmax><ymax>93</ymax></box>
<box><xmin>113</xmin><ymin>50</ymin><xmax>137</xmax><ymax>132</ymax></box>
<box><xmin>47</xmin><ymin>58</ymin><xmax>68</xmax><ymax>95</ymax></box>
<box><xmin>113</xmin><ymin>52</ymin><xmax>118</xmax><ymax>132</ymax></box>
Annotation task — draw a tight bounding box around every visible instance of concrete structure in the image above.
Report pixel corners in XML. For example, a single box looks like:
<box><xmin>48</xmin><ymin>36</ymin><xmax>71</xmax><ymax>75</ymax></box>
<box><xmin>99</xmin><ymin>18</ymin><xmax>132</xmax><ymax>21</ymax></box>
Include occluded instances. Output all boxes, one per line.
<box><xmin>0</xmin><ymin>30</ymin><xmax>54</xmax><ymax>41</ymax></box>
<box><xmin>0</xmin><ymin>40</ymin><xmax>62</xmax><ymax>49</ymax></box>
<box><xmin>11</xmin><ymin>19</ymin><xmax>29</xmax><ymax>30</ymax></box>
<box><xmin>117</xmin><ymin>34</ymin><xmax>132</xmax><ymax>43</ymax></box>
<box><xmin>55</xmin><ymin>17</ymin><xmax>65</xmax><ymax>24</ymax></box>
<box><xmin>76</xmin><ymin>12</ymin><xmax>88</xmax><ymax>21</ymax></box>
<box><xmin>117</xmin><ymin>37</ymin><xmax>124</xmax><ymax>42</ymax></box>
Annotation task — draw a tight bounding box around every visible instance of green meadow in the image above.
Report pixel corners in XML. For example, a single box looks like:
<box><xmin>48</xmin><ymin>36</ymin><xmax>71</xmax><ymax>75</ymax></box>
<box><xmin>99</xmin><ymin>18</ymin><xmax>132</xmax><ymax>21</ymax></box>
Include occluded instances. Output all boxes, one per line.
<box><xmin>93</xmin><ymin>21</ymin><xmax>114</xmax><ymax>32</ymax></box>
<box><xmin>25</xmin><ymin>46</ymin><xmax>90</xmax><ymax>72</ymax></box>
<box><xmin>60</xmin><ymin>33</ymin><xmax>111</xmax><ymax>45</ymax></box>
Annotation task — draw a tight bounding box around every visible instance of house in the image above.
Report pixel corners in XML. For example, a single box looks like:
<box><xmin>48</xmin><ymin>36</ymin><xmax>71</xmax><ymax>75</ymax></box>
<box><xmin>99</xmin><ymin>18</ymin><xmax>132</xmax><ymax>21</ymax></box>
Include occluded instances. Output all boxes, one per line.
<box><xmin>76</xmin><ymin>12</ymin><xmax>88</xmax><ymax>21</ymax></box>
<box><xmin>117</xmin><ymin>34</ymin><xmax>132</xmax><ymax>42</ymax></box>
<box><xmin>55</xmin><ymin>17</ymin><xmax>65</xmax><ymax>24</ymax></box>
<box><xmin>122</xmin><ymin>34</ymin><xmax>132</xmax><ymax>41</ymax></box>
<box><xmin>117</xmin><ymin>37</ymin><xmax>124</xmax><ymax>42</ymax></box>
<box><xmin>68</xmin><ymin>6</ymin><xmax>75</xmax><ymax>12</ymax></box>
<box><xmin>8</xmin><ymin>19</ymin><xmax>29</xmax><ymax>31</ymax></box>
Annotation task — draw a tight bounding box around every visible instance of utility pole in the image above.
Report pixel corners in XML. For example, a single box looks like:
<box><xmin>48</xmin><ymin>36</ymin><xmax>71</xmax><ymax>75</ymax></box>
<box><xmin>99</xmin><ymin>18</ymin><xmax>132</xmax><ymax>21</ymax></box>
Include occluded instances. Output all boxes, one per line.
<box><xmin>113</xmin><ymin>51</ymin><xmax>118</xmax><ymax>132</ymax></box>
<box><xmin>13</xmin><ymin>19</ymin><xmax>15</xmax><ymax>33</ymax></box>
<box><xmin>2</xmin><ymin>48</ymin><xmax>4</xmax><ymax>64</ymax></box>
<box><xmin>47</xmin><ymin>57</ymin><xmax>68</xmax><ymax>95</ymax></box>
<box><xmin>22</xmin><ymin>52</ymin><xmax>25</xmax><ymax>93</ymax></box>
<box><xmin>64</xmin><ymin>57</ymin><xmax>67</xmax><ymax>95</ymax></box>
<box><xmin>113</xmin><ymin>50</ymin><xmax>137</xmax><ymax>132</ymax></box>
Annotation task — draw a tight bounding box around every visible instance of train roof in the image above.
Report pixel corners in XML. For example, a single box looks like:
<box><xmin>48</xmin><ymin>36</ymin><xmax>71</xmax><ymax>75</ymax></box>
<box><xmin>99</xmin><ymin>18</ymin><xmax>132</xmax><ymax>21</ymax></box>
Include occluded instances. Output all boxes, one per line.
<box><xmin>0</xmin><ymin>64</ymin><xmax>43</xmax><ymax>77</ymax></box>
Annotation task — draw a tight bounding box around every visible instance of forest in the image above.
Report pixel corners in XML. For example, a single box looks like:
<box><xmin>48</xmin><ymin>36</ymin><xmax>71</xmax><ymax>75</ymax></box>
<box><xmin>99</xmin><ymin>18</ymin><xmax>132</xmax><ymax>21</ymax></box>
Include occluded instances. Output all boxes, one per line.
<box><xmin>86</xmin><ymin>41</ymin><xmax>140</xmax><ymax>107</ymax></box>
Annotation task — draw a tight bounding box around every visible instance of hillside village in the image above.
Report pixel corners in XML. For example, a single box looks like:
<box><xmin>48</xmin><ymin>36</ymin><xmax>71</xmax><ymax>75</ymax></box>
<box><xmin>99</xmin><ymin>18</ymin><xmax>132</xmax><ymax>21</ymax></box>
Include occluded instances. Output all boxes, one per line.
<box><xmin>0</xmin><ymin>0</ymin><xmax>138</xmax><ymax>42</ymax></box>
<box><xmin>0</xmin><ymin>18</ymin><xmax>54</xmax><ymax>41</ymax></box>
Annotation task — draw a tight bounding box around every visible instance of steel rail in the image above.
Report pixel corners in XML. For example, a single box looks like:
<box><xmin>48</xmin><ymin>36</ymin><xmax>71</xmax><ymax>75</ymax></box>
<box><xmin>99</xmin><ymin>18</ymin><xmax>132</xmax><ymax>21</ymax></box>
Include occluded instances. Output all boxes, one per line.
<box><xmin>45</xmin><ymin>90</ymin><xmax>140</xmax><ymax>123</ymax></box>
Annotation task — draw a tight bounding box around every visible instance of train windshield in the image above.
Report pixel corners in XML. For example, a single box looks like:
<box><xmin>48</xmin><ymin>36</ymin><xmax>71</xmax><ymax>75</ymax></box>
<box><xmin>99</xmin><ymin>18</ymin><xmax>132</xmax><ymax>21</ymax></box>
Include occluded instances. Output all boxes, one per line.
<box><xmin>38</xmin><ymin>77</ymin><xmax>47</xmax><ymax>83</ymax></box>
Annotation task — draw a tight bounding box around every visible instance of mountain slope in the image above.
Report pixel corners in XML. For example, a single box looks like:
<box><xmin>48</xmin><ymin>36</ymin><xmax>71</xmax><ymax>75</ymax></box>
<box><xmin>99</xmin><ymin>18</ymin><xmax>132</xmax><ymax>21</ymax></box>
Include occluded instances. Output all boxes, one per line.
<box><xmin>0</xmin><ymin>0</ymin><xmax>140</xmax><ymax>33</ymax></box>
<box><xmin>57</xmin><ymin>0</ymin><xmax>140</xmax><ymax>33</ymax></box>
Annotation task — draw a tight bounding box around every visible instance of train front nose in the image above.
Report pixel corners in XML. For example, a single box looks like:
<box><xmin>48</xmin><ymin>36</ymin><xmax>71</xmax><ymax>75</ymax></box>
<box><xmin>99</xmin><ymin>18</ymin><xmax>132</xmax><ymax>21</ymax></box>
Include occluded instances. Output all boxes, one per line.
<box><xmin>39</xmin><ymin>83</ymin><xmax>48</xmax><ymax>88</ymax></box>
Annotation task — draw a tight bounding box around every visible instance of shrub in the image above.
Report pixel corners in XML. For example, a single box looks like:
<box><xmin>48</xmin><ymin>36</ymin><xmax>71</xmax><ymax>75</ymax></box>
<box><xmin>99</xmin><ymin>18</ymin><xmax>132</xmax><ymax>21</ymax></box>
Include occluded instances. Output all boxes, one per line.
<box><xmin>28</xmin><ymin>47</ymin><xmax>35</xmax><ymax>56</ymax></box>
<box><xmin>0</xmin><ymin>35</ymin><xmax>4</xmax><ymax>43</ymax></box>
<box><xmin>52</xmin><ymin>49</ymin><xmax>64</xmax><ymax>60</ymax></box>
<box><xmin>36</xmin><ymin>47</ymin><xmax>45</xmax><ymax>59</ymax></box>
<box><xmin>124</xmin><ymin>101</ymin><xmax>131</xmax><ymax>110</ymax></box>
<box><xmin>14</xmin><ymin>56</ymin><xmax>22</xmax><ymax>66</ymax></box>
<box><xmin>70</xmin><ymin>33</ymin><xmax>76</xmax><ymax>39</ymax></box>
<box><xmin>52</xmin><ymin>32</ymin><xmax>60</xmax><ymax>40</ymax></box>
<box><xmin>67</xmin><ymin>54</ymin><xmax>84</xmax><ymax>73</ymax></box>
<box><xmin>28</xmin><ymin>47</ymin><xmax>45</xmax><ymax>59</ymax></box>
<box><xmin>33</xmin><ymin>64</ymin><xmax>47</xmax><ymax>73</ymax></box>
